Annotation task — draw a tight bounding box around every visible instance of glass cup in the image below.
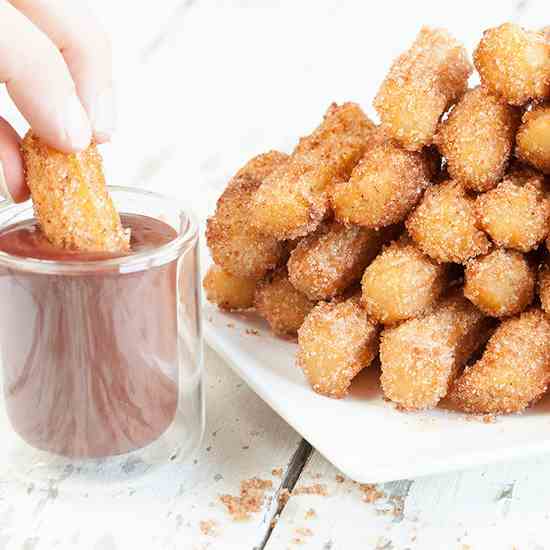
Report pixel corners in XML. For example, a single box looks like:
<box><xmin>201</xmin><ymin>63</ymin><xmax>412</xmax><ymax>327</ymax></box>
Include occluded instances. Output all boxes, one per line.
<box><xmin>0</xmin><ymin>187</ymin><xmax>204</xmax><ymax>485</ymax></box>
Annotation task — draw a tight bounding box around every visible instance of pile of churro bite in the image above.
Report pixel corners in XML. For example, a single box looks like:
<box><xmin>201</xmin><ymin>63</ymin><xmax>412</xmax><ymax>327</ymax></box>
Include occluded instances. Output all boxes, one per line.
<box><xmin>204</xmin><ymin>23</ymin><xmax>550</xmax><ymax>416</ymax></box>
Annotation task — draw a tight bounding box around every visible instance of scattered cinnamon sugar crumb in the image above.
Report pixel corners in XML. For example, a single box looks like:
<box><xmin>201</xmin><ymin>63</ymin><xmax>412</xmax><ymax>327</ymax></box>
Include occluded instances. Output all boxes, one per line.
<box><xmin>295</xmin><ymin>527</ymin><xmax>313</xmax><ymax>537</ymax></box>
<box><xmin>305</xmin><ymin>508</ymin><xmax>317</xmax><ymax>519</ymax></box>
<box><xmin>199</xmin><ymin>520</ymin><xmax>218</xmax><ymax>536</ymax></box>
<box><xmin>226</xmin><ymin>322</ymin><xmax>235</xmax><ymax>328</ymax></box>
<box><xmin>272</xmin><ymin>467</ymin><xmax>283</xmax><ymax>477</ymax></box>
<box><xmin>293</xmin><ymin>483</ymin><xmax>328</xmax><ymax>496</ymax></box>
<box><xmin>359</xmin><ymin>484</ymin><xmax>385</xmax><ymax>503</ymax></box>
<box><xmin>483</xmin><ymin>414</ymin><xmax>496</xmax><ymax>424</ymax></box>
<box><xmin>278</xmin><ymin>488</ymin><xmax>291</xmax><ymax>506</ymax></box>
<box><xmin>335</xmin><ymin>474</ymin><xmax>345</xmax><ymax>483</ymax></box>
<box><xmin>292</xmin><ymin>538</ymin><xmax>304</xmax><ymax>545</ymax></box>
<box><xmin>219</xmin><ymin>477</ymin><xmax>273</xmax><ymax>520</ymax></box>
<box><xmin>246</xmin><ymin>328</ymin><xmax>260</xmax><ymax>335</ymax></box>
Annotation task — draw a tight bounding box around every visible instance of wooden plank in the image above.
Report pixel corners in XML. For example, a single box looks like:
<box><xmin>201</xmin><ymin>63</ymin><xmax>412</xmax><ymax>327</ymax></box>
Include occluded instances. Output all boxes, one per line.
<box><xmin>0</xmin><ymin>348</ymin><xmax>303</xmax><ymax>549</ymax></box>
<box><xmin>267</xmin><ymin>450</ymin><xmax>550</xmax><ymax>549</ymax></box>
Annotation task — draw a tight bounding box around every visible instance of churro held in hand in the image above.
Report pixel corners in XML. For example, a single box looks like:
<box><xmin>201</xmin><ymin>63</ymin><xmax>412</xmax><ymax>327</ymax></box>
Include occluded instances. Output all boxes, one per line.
<box><xmin>21</xmin><ymin>131</ymin><xmax>129</xmax><ymax>253</ymax></box>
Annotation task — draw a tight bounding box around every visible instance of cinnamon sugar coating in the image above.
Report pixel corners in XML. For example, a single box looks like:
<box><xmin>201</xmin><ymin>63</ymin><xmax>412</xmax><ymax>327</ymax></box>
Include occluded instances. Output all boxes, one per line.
<box><xmin>203</xmin><ymin>265</ymin><xmax>256</xmax><ymax>311</ymax></box>
<box><xmin>380</xmin><ymin>289</ymin><xmax>493</xmax><ymax>410</ymax></box>
<box><xmin>435</xmin><ymin>86</ymin><xmax>520</xmax><ymax>192</ymax></box>
<box><xmin>449</xmin><ymin>308</ymin><xmax>550</xmax><ymax>414</ymax></box>
<box><xmin>206</xmin><ymin>151</ymin><xmax>288</xmax><ymax>279</ymax></box>
<box><xmin>475</xmin><ymin>171</ymin><xmax>550</xmax><ymax>252</ymax></box>
<box><xmin>361</xmin><ymin>237</ymin><xmax>450</xmax><ymax>325</ymax></box>
<box><xmin>330</xmin><ymin>135</ymin><xmax>433</xmax><ymax>228</ymax></box>
<box><xmin>251</xmin><ymin>103</ymin><xmax>374</xmax><ymax>240</ymax></box>
<box><xmin>22</xmin><ymin>131</ymin><xmax>129</xmax><ymax>252</ymax></box>
<box><xmin>474</xmin><ymin>23</ymin><xmax>550</xmax><ymax>105</ymax></box>
<box><xmin>406</xmin><ymin>180</ymin><xmax>490</xmax><ymax>263</ymax></box>
<box><xmin>464</xmin><ymin>248</ymin><xmax>535</xmax><ymax>317</ymax></box>
<box><xmin>297</xmin><ymin>294</ymin><xmax>379</xmax><ymax>398</ymax></box>
<box><xmin>516</xmin><ymin>105</ymin><xmax>550</xmax><ymax>174</ymax></box>
<box><xmin>254</xmin><ymin>269</ymin><xmax>315</xmax><ymax>336</ymax></box>
<box><xmin>287</xmin><ymin>221</ymin><xmax>396</xmax><ymax>301</ymax></box>
<box><xmin>374</xmin><ymin>27</ymin><xmax>472</xmax><ymax>151</ymax></box>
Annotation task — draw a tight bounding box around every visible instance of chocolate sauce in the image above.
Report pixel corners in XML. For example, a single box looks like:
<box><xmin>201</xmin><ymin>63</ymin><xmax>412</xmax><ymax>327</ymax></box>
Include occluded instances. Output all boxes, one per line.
<box><xmin>0</xmin><ymin>214</ymin><xmax>180</xmax><ymax>458</ymax></box>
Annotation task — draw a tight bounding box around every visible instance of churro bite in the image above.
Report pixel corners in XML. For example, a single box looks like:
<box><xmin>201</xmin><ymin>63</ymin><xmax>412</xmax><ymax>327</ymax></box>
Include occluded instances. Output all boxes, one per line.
<box><xmin>474</xmin><ymin>23</ymin><xmax>550</xmax><ymax>105</ymax></box>
<box><xmin>206</xmin><ymin>151</ymin><xmax>288</xmax><ymax>279</ymax></box>
<box><xmin>287</xmin><ymin>221</ymin><xmax>395</xmax><ymax>301</ymax></box>
<box><xmin>374</xmin><ymin>27</ymin><xmax>472</xmax><ymax>151</ymax></box>
<box><xmin>449</xmin><ymin>308</ymin><xmax>550</xmax><ymax>414</ymax></box>
<box><xmin>252</xmin><ymin>103</ymin><xmax>374</xmax><ymax>240</ymax></box>
<box><xmin>464</xmin><ymin>249</ymin><xmax>535</xmax><ymax>317</ymax></box>
<box><xmin>380</xmin><ymin>289</ymin><xmax>493</xmax><ymax>410</ymax></box>
<box><xmin>330</xmin><ymin>135</ymin><xmax>433</xmax><ymax>228</ymax></box>
<box><xmin>254</xmin><ymin>269</ymin><xmax>315</xmax><ymax>336</ymax></box>
<box><xmin>203</xmin><ymin>265</ymin><xmax>256</xmax><ymax>311</ymax></box>
<box><xmin>516</xmin><ymin>105</ymin><xmax>550</xmax><ymax>174</ymax></box>
<box><xmin>22</xmin><ymin>131</ymin><xmax>129</xmax><ymax>252</ymax></box>
<box><xmin>361</xmin><ymin>237</ymin><xmax>450</xmax><ymax>325</ymax></box>
<box><xmin>297</xmin><ymin>295</ymin><xmax>379</xmax><ymax>398</ymax></box>
<box><xmin>538</xmin><ymin>260</ymin><xmax>550</xmax><ymax>314</ymax></box>
<box><xmin>435</xmin><ymin>86</ymin><xmax>519</xmax><ymax>192</ymax></box>
<box><xmin>406</xmin><ymin>180</ymin><xmax>490</xmax><ymax>263</ymax></box>
<box><xmin>475</xmin><ymin>171</ymin><xmax>550</xmax><ymax>252</ymax></box>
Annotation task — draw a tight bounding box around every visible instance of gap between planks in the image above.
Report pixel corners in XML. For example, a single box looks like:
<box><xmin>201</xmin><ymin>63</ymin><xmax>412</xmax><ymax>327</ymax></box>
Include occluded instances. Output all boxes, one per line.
<box><xmin>255</xmin><ymin>439</ymin><xmax>314</xmax><ymax>550</ymax></box>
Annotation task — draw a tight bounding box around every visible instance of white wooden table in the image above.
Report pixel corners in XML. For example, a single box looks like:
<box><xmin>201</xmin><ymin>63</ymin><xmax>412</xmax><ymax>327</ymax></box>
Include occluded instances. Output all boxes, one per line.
<box><xmin>1</xmin><ymin>1</ymin><xmax>550</xmax><ymax>548</ymax></box>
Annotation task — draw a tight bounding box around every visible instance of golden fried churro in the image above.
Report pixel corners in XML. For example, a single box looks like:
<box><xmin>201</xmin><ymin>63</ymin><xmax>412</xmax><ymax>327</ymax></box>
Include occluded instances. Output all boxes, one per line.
<box><xmin>475</xmin><ymin>171</ymin><xmax>550</xmax><ymax>252</ymax></box>
<box><xmin>406</xmin><ymin>179</ymin><xmax>490</xmax><ymax>263</ymax></box>
<box><xmin>380</xmin><ymin>289</ymin><xmax>493</xmax><ymax>410</ymax></box>
<box><xmin>449</xmin><ymin>308</ymin><xmax>550</xmax><ymax>414</ymax></box>
<box><xmin>361</xmin><ymin>237</ymin><xmax>450</xmax><ymax>325</ymax></box>
<box><xmin>516</xmin><ymin>105</ymin><xmax>550</xmax><ymax>174</ymax></box>
<box><xmin>374</xmin><ymin>27</ymin><xmax>472</xmax><ymax>151</ymax></box>
<box><xmin>254</xmin><ymin>269</ymin><xmax>315</xmax><ymax>336</ymax></box>
<box><xmin>203</xmin><ymin>265</ymin><xmax>256</xmax><ymax>311</ymax></box>
<box><xmin>251</xmin><ymin>103</ymin><xmax>374</xmax><ymax>240</ymax></box>
<box><xmin>330</xmin><ymin>136</ymin><xmax>433</xmax><ymax>228</ymax></box>
<box><xmin>538</xmin><ymin>259</ymin><xmax>550</xmax><ymax>314</ymax></box>
<box><xmin>474</xmin><ymin>23</ymin><xmax>550</xmax><ymax>105</ymax></box>
<box><xmin>464</xmin><ymin>249</ymin><xmax>535</xmax><ymax>317</ymax></box>
<box><xmin>22</xmin><ymin>131</ymin><xmax>129</xmax><ymax>252</ymax></box>
<box><xmin>287</xmin><ymin>221</ymin><xmax>396</xmax><ymax>301</ymax></box>
<box><xmin>435</xmin><ymin>86</ymin><xmax>519</xmax><ymax>192</ymax></box>
<box><xmin>297</xmin><ymin>294</ymin><xmax>379</xmax><ymax>398</ymax></box>
<box><xmin>206</xmin><ymin>151</ymin><xmax>288</xmax><ymax>279</ymax></box>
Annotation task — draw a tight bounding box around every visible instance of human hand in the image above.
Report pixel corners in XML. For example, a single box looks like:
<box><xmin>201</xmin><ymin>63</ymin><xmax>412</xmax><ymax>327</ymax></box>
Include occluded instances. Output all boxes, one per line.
<box><xmin>0</xmin><ymin>0</ymin><xmax>114</xmax><ymax>203</ymax></box>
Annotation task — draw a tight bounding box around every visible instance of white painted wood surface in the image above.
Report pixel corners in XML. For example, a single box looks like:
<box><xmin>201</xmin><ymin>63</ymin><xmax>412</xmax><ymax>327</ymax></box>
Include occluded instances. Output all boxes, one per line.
<box><xmin>1</xmin><ymin>1</ymin><xmax>550</xmax><ymax>548</ymax></box>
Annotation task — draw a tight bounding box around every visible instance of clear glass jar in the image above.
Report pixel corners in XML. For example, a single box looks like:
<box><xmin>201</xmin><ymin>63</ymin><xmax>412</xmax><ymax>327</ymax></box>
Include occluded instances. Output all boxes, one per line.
<box><xmin>0</xmin><ymin>187</ymin><xmax>204</xmax><ymax>485</ymax></box>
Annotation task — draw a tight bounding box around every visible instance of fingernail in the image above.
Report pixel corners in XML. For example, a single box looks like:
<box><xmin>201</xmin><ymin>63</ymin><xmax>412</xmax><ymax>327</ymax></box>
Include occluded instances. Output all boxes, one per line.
<box><xmin>91</xmin><ymin>87</ymin><xmax>116</xmax><ymax>142</ymax></box>
<box><xmin>63</xmin><ymin>91</ymin><xmax>92</xmax><ymax>151</ymax></box>
<box><xmin>0</xmin><ymin>161</ymin><xmax>13</xmax><ymax>203</ymax></box>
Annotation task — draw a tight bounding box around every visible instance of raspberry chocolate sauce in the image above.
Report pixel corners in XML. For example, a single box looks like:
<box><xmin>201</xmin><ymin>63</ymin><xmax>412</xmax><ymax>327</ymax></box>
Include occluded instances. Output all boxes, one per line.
<box><xmin>0</xmin><ymin>214</ymin><xmax>179</xmax><ymax>459</ymax></box>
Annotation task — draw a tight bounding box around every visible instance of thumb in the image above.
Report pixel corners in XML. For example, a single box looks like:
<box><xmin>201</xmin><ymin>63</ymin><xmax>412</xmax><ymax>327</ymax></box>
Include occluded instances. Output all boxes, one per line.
<box><xmin>0</xmin><ymin>117</ymin><xmax>27</xmax><ymax>203</ymax></box>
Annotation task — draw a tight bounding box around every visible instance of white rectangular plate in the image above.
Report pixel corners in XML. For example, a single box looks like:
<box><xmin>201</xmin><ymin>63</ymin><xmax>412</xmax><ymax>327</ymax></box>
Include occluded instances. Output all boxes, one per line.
<box><xmin>204</xmin><ymin>303</ymin><xmax>550</xmax><ymax>483</ymax></box>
